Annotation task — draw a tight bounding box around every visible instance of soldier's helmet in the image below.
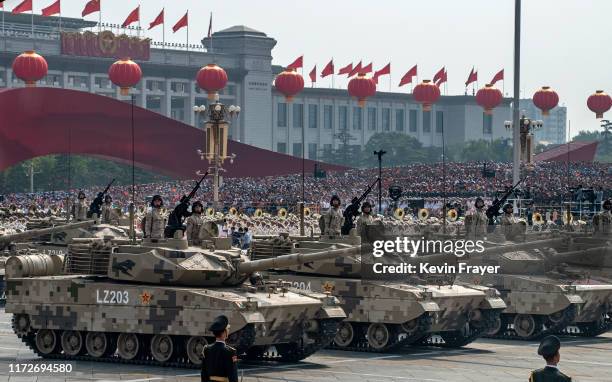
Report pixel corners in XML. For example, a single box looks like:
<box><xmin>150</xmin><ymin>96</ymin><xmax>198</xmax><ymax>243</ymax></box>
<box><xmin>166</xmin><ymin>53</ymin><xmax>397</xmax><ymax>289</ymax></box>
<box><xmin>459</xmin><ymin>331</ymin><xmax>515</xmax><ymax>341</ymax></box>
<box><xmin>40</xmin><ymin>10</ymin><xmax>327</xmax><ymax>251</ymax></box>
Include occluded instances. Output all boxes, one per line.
<box><xmin>192</xmin><ymin>201</ymin><xmax>204</xmax><ymax>212</ymax></box>
<box><xmin>104</xmin><ymin>195</ymin><xmax>112</xmax><ymax>203</ymax></box>
<box><xmin>151</xmin><ymin>195</ymin><xmax>164</xmax><ymax>207</ymax></box>
<box><xmin>503</xmin><ymin>203</ymin><xmax>513</xmax><ymax>213</ymax></box>
<box><xmin>603</xmin><ymin>199</ymin><xmax>611</xmax><ymax>211</ymax></box>
<box><xmin>362</xmin><ymin>201</ymin><xmax>372</xmax><ymax>211</ymax></box>
<box><xmin>330</xmin><ymin>195</ymin><xmax>341</xmax><ymax>204</ymax></box>
<box><xmin>475</xmin><ymin>197</ymin><xmax>485</xmax><ymax>209</ymax></box>
<box><xmin>77</xmin><ymin>191</ymin><xmax>86</xmax><ymax>199</ymax></box>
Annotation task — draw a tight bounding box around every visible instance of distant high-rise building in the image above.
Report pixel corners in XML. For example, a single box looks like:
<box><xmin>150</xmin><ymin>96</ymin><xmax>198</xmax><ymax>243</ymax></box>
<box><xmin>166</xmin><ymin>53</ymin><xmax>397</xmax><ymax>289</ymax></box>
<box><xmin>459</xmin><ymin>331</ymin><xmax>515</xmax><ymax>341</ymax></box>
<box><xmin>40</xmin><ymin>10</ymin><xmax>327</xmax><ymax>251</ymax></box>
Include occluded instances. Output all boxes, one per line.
<box><xmin>519</xmin><ymin>99</ymin><xmax>567</xmax><ymax>145</ymax></box>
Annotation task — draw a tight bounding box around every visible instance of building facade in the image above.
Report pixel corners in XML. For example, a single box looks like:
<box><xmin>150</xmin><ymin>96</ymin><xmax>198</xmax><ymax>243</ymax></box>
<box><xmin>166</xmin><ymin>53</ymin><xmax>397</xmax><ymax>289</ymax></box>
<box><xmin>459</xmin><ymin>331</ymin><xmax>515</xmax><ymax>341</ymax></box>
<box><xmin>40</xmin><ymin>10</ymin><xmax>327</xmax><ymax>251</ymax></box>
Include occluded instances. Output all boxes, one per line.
<box><xmin>519</xmin><ymin>99</ymin><xmax>567</xmax><ymax>145</ymax></box>
<box><xmin>0</xmin><ymin>13</ymin><xmax>517</xmax><ymax>160</ymax></box>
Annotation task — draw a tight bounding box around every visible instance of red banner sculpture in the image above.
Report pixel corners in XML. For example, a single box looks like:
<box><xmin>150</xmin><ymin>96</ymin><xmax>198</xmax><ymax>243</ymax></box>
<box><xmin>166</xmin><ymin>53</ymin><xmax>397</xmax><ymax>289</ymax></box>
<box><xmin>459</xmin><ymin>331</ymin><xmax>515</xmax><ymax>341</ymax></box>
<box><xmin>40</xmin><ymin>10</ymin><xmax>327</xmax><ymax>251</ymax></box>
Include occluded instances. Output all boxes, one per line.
<box><xmin>61</xmin><ymin>30</ymin><xmax>151</xmax><ymax>61</ymax></box>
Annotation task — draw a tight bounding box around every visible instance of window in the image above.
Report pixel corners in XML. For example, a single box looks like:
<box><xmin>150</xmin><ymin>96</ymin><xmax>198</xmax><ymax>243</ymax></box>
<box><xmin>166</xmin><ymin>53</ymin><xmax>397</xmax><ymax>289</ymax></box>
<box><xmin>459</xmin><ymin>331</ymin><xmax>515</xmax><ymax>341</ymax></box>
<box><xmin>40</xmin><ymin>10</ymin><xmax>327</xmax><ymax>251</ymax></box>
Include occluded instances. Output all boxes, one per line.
<box><xmin>293</xmin><ymin>104</ymin><xmax>304</xmax><ymax>128</ymax></box>
<box><xmin>324</xmin><ymin>105</ymin><xmax>333</xmax><ymax>129</ymax></box>
<box><xmin>367</xmin><ymin>108</ymin><xmax>377</xmax><ymax>131</ymax></box>
<box><xmin>339</xmin><ymin>106</ymin><xmax>348</xmax><ymax>131</ymax></box>
<box><xmin>409</xmin><ymin>110</ymin><xmax>417</xmax><ymax>132</ymax></box>
<box><xmin>308</xmin><ymin>143</ymin><xmax>318</xmax><ymax>160</ymax></box>
<box><xmin>277</xmin><ymin>143</ymin><xmax>287</xmax><ymax>154</ymax></box>
<box><xmin>395</xmin><ymin>109</ymin><xmax>405</xmax><ymax>132</ymax></box>
<box><xmin>382</xmin><ymin>108</ymin><xmax>391</xmax><ymax>131</ymax></box>
<box><xmin>293</xmin><ymin>143</ymin><xmax>303</xmax><ymax>157</ymax></box>
<box><xmin>277</xmin><ymin>103</ymin><xmax>287</xmax><ymax>127</ymax></box>
<box><xmin>353</xmin><ymin>107</ymin><xmax>362</xmax><ymax>130</ymax></box>
<box><xmin>483</xmin><ymin>113</ymin><xmax>493</xmax><ymax>135</ymax></box>
<box><xmin>308</xmin><ymin>104</ymin><xmax>318</xmax><ymax>129</ymax></box>
<box><xmin>436</xmin><ymin>111</ymin><xmax>444</xmax><ymax>133</ymax></box>
<box><xmin>323</xmin><ymin>143</ymin><xmax>332</xmax><ymax>153</ymax></box>
<box><xmin>423</xmin><ymin>111</ymin><xmax>431</xmax><ymax>133</ymax></box>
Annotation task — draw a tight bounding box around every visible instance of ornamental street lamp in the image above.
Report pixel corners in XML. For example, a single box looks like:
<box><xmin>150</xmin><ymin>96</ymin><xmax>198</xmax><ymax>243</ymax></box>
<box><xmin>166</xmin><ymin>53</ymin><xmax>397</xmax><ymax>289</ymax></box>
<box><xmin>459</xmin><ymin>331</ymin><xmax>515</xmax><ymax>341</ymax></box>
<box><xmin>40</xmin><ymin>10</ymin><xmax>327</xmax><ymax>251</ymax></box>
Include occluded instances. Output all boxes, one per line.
<box><xmin>196</xmin><ymin>98</ymin><xmax>240</xmax><ymax>209</ymax></box>
<box><xmin>373</xmin><ymin>150</ymin><xmax>386</xmax><ymax>214</ymax></box>
<box><xmin>505</xmin><ymin>115</ymin><xmax>543</xmax><ymax>165</ymax></box>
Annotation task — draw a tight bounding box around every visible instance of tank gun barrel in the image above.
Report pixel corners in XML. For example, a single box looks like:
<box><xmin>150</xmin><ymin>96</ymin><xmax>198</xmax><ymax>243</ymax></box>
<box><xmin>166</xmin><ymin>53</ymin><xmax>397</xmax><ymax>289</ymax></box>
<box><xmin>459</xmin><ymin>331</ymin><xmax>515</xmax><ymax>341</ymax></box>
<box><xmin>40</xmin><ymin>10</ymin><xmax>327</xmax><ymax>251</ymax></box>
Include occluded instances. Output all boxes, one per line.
<box><xmin>239</xmin><ymin>246</ymin><xmax>360</xmax><ymax>274</ymax></box>
<box><xmin>0</xmin><ymin>220</ymin><xmax>96</xmax><ymax>245</ymax></box>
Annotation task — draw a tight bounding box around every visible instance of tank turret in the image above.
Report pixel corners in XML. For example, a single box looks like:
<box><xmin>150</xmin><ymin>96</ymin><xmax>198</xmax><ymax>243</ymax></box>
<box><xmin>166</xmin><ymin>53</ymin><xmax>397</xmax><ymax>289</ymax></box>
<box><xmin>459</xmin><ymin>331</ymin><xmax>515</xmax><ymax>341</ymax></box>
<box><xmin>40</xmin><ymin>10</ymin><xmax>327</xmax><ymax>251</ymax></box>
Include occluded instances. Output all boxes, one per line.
<box><xmin>0</xmin><ymin>220</ymin><xmax>95</xmax><ymax>248</ymax></box>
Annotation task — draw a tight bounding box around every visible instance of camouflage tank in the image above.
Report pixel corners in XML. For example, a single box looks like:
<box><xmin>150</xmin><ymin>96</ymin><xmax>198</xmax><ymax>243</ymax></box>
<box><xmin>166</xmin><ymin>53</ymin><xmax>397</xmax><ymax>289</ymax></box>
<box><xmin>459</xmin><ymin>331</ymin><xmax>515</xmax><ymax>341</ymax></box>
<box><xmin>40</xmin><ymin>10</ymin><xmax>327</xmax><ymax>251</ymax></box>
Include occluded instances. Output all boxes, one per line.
<box><xmin>411</xmin><ymin>237</ymin><xmax>612</xmax><ymax>339</ymax></box>
<box><xmin>250</xmin><ymin>233</ymin><xmax>506</xmax><ymax>351</ymax></box>
<box><xmin>4</xmin><ymin>235</ymin><xmax>351</xmax><ymax>367</ymax></box>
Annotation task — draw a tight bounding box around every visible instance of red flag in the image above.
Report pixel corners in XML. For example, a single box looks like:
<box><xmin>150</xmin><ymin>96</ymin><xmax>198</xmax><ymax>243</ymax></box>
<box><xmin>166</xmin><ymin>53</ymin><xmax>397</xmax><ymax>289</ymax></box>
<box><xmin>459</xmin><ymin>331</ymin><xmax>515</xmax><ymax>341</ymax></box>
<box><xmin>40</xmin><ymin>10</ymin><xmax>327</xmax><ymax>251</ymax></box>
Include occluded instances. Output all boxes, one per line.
<box><xmin>82</xmin><ymin>0</ymin><xmax>100</xmax><ymax>17</ymax></box>
<box><xmin>172</xmin><ymin>12</ymin><xmax>188</xmax><ymax>33</ymax></box>
<box><xmin>491</xmin><ymin>69</ymin><xmax>504</xmax><ymax>85</ymax></box>
<box><xmin>0</xmin><ymin>2</ymin><xmax>3</xmax><ymax>8</ymax></box>
<box><xmin>321</xmin><ymin>60</ymin><xmax>334</xmax><ymax>78</ymax></box>
<box><xmin>360</xmin><ymin>62</ymin><xmax>373</xmax><ymax>74</ymax></box>
<box><xmin>287</xmin><ymin>56</ymin><xmax>303</xmax><ymax>70</ymax></box>
<box><xmin>465</xmin><ymin>67</ymin><xmax>477</xmax><ymax>86</ymax></box>
<box><xmin>309</xmin><ymin>66</ymin><xmax>316</xmax><ymax>83</ymax></box>
<box><xmin>41</xmin><ymin>0</ymin><xmax>61</xmax><ymax>16</ymax></box>
<box><xmin>373</xmin><ymin>63</ymin><xmax>391</xmax><ymax>81</ymax></box>
<box><xmin>348</xmin><ymin>61</ymin><xmax>362</xmax><ymax>77</ymax></box>
<box><xmin>12</xmin><ymin>0</ymin><xmax>33</xmax><ymax>14</ymax></box>
<box><xmin>148</xmin><ymin>9</ymin><xmax>164</xmax><ymax>30</ymax></box>
<box><xmin>433</xmin><ymin>67</ymin><xmax>445</xmax><ymax>84</ymax></box>
<box><xmin>121</xmin><ymin>6</ymin><xmax>139</xmax><ymax>28</ymax></box>
<box><xmin>337</xmin><ymin>63</ymin><xmax>352</xmax><ymax>76</ymax></box>
<box><xmin>398</xmin><ymin>65</ymin><xmax>417</xmax><ymax>87</ymax></box>
<box><xmin>436</xmin><ymin>70</ymin><xmax>448</xmax><ymax>87</ymax></box>
<box><xmin>207</xmin><ymin>13</ymin><xmax>213</xmax><ymax>38</ymax></box>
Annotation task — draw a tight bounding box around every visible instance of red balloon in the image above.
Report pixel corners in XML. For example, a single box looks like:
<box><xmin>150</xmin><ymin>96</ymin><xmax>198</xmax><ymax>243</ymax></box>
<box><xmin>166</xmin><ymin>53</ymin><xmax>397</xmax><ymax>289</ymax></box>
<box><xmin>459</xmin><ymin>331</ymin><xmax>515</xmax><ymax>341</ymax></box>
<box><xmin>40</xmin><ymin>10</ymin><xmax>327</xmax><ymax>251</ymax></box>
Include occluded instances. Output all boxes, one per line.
<box><xmin>348</xmin><ymin>74</ymin><xmax>376</xmax><ymax>107</ymax></box>
<box><xmin>413</xmin><ymin>80</ymin><xmax>441</xmax><ymax>111</ymax></box>
<box><xmin>533</xmin><ymin>86</ymin><xmax>559</xmax><ymax>116</ymax></box>
<box><xmin>12</xmin><ymin>50</ymin><xmax>48</xmax><ymax>87</ymax></box>
<box><xmin>587</xmin><ymin>90</ymin><xmax>612</xmax><ymax>119</ymax></box>
<box><xmin>476</xmin><ymin>84</ymin><xmax>503</xmax><ymax>115</ymax></box>
<box><xmin>108</xmin><ymin>59</ymin><xmax>142</xmax><ymax>96</ymax></box>
<box><xmin>196</xmin><ymin>64</ymin><xmax>228</xmax><ymax>101</ymax></box>
<box><xmin>274</xmin><ymin>69</ymin><xmax>304</xmax><ymax>102</ymax></box>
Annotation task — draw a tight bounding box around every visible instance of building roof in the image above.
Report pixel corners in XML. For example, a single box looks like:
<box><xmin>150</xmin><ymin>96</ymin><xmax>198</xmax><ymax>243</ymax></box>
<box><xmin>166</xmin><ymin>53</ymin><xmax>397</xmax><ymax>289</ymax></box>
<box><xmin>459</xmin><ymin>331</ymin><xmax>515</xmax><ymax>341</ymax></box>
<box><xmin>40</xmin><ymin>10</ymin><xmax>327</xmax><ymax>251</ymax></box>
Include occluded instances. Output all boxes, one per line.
<box><xmin>214</xmin><ymin>25</ymin><xmax>267</xmax><ymax>37</ymax></box>
<box><xmin>535</xmin><ymin>141</ymin><xmax>599</xmax><ymax>162</ymax></box>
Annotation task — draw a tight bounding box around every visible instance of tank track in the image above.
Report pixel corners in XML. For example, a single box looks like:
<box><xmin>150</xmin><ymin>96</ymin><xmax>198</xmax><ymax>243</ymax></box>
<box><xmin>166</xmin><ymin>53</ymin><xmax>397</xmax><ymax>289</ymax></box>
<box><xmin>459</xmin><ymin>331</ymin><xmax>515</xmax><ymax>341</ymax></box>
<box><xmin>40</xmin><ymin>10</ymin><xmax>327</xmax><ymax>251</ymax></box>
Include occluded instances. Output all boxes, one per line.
<box><xmin>423</xmin><ymin>309</ymin><xmax>502</xmax><ymax>348</ymax></box>
<box><xmin>244</xmin><ymin>318</ymin><xmax>341</xmax><ymax>362</ymax></box>
<box><xmin>485</xmin><ymin>305</ymin><xmax>577</xmax><ymax>341</ymax></box>
<box><xmin>326</xmin><ymin>314</ymin><xmax>432</xmax><ymax>353</ymax></box>
<box><xmin>12</xmin><ymin>315</ymin><xmax>257</xmax><ymax>369</ymax></box>
<box><xmin>558</xmin><ymin>313</ymin><xmax>611</xmax><ymax>337</ymax></box>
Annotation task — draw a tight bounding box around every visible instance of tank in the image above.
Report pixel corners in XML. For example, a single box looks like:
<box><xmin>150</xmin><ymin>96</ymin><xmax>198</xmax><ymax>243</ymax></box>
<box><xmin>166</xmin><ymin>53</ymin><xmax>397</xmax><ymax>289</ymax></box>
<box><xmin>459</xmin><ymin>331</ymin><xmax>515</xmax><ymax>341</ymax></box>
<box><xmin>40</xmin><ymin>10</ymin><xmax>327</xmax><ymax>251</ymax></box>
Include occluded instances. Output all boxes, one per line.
<box><xmin>410</xmin><ymin>236</ymin><xmax>612</xmax><ymax>339</ymax></box>
<box><xmin>250</xmin><ymin>234</ymin><xmax>506</xmax><ymax>351</ymax></box>
<box><xmin>4</xmin><ymin>235</ymin><xmax>352</xmax><ymax>367</ymax></box>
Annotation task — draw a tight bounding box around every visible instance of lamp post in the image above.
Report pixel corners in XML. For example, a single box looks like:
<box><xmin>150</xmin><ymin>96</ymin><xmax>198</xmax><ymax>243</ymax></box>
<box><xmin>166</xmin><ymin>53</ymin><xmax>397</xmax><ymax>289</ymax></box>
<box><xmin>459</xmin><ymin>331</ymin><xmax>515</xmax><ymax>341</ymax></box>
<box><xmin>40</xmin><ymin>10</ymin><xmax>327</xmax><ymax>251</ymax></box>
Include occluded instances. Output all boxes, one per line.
<box><xmin>196</xmin><ymin>99</ymin><xmax>240</xmax><ymax>209</ymax></box>
<box><xmin>373</xmin><ymin>150</ymin><xmax>386</xmax><ymax>214</ymax></box>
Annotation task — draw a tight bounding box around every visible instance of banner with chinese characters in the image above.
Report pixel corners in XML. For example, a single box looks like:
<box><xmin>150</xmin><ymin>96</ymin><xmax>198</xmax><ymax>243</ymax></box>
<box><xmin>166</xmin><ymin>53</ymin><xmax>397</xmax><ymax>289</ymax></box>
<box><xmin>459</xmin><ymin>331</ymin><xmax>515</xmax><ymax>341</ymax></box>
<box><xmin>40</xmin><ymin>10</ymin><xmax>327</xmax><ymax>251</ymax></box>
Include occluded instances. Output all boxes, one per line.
<box><xmin>61</xmin><ymin>31</ymin><xmax>151</xmax><ymax>61</ymax></box>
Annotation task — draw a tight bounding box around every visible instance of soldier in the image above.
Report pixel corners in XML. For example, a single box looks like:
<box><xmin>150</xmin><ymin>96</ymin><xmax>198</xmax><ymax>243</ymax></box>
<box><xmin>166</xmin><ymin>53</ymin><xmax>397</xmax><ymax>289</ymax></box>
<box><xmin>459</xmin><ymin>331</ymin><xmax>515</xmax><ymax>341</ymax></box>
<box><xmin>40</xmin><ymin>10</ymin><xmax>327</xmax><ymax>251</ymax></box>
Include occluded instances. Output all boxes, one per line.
<box><xmin>500</xmin><ymin>203</ymin><xmax>524</xmax><ymax>240</ymax></box>
<box><xmin>100</xmin><ymin>195</ymin><xmax>118</xmax><ymax>225</ymax></box>
<box><xmin>320</xmin><ymin>195</ymin><xmax>344</xmax><ymax>237</ymax></box>
<box><xmin>355</xmin><ymin>201</ymin><xmax>374</xmax><ymax>237</ymax></box>
<box><xmin>185</xmin><ymin>201</ymin><xmax>205</xmax><ymax>245</ymax></box>
<box><xmin>73</xmin><ymin>191</ymin><xmax>88</xmax><ymax>221</ymax></box>
<box><xmin>144</xmin><ymin>195</ymin><xmax>166</xmax><ymax>240</ymax></box>
<box><xmin>201</xmin><ymin>315</ymin><xmax>238</xmax><ymax>382</ymax></box>
<box><xmin>529</xmin><ymin>335</ymin><xmax>571</xmax><ymax>381</ymax></box>
<box><xmin>465</xmin><ymin>197</ymin><xmax>488</xmax><ymax>238</ymax></box>
<box><xmin>593</xmin><ymin>199</ymin><xmax>611</xmax><ymax>235</ymax></box>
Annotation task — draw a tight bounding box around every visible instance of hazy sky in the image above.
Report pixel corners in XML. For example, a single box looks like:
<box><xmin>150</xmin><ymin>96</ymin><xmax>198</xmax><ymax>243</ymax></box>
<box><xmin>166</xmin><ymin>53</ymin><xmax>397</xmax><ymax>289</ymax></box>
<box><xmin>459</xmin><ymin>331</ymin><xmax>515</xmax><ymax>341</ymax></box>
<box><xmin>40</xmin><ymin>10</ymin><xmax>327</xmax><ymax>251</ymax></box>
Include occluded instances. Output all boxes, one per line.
<box><xmin>6</xmin><ymin>0</ymin><xmax>612</xmax><ymax>137</ymax></box>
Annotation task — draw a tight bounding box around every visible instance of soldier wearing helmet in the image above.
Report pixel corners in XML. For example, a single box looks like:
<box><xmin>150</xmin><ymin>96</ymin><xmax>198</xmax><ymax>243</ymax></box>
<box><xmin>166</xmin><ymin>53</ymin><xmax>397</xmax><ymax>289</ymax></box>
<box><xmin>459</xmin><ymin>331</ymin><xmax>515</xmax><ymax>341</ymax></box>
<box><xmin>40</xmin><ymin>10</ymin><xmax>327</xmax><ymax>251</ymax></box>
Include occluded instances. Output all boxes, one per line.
<box><xmin>73</xmin><ymin>191</ymin><xmax>88</xmax><ymax>221</ymax></box>
<box><xmin>186</xmin><ymin>200</ymin><xmax>206</xmax><ymax>245</ymax></box>
<box><xmin>100</xmin><ymin>194</ymin><xmax>118</xmax><ymax>225</ymax></box>
<box><xmin>145</xmin><ymin>195</ymin><xmax>166</xmax><ymax>239</ymax></box>
<box><xmin>593</xmin><ymin>199</ymin><xmax>611</xmax><ymax>235</ymax></box>
<box><xmin>501</xmin><ymin>202</ymin><xmax>524</xmax><ymax>240</ymax></box>
<box><xmin>355</xmin><ymin>200</ymin><xmax>374</xmax><ymax>237</ymax></box>
<box><xmin>320</xmin><ymin>195</ymin><xmax>344</xmax><ymax>237</ymax></box>
<box><xmin>466</xmin><ymin>197</ymin><xmax>488</xmax><ymax>238</ymax></box>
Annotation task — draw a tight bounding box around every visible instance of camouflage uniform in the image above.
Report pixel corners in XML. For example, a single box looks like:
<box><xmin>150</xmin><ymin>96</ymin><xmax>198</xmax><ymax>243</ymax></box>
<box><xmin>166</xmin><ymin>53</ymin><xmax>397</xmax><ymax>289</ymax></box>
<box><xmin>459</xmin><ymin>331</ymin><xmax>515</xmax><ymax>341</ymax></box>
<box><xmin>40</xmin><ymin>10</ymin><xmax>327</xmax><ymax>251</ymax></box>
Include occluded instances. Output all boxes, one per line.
<box><xmin>145</xmin><ymin>208</ymin><xmax>166</xmax><ymax>239</ymax></box>
<box><xmin>501</xmin><ymin>211</ymin><xmax>523</xmax><ymax>240</ymax></box>
<box><xmin>593</xmin><ymin>209</ymin><xmax>611</xmax><ymax>235</ymax></box>
<box><xmin>323</xmin><ymin>207</ymin><xmax>344</xmax><ymax>236</ymax></box>
<box><xmin>101</xmin><ymin>202</ymin><xmax>118</xmax><ymax>225</ymax></box>
<box><xmin>466</xmin><ymin>209</ymin><xmax>488</xmax><ymax>238</ymax></box>
<box><xmin>186</xmin><ymin>213</ymin><xmax>206</xmax><ymax>245</ymax></box>
<box><xmin>355</xmin><ymin>213</ymin><xmax>374</xmax><ymax>237</ymax></box>
<box><xmin>74</xmin><ymin>200</ymin><xmax>88</xmax><ymax>221</ymax></box>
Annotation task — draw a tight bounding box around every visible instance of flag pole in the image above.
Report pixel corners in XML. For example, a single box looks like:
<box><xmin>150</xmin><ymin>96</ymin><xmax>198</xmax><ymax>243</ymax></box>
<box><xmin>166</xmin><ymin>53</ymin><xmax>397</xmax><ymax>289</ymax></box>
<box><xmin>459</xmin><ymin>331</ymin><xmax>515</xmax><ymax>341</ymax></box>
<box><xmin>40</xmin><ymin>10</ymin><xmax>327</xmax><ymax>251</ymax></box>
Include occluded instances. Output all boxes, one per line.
<box><xmin>59</xmin><ymin>4</ymin><xmax>62</xmax><ymax>34</ymax></box>
<box><xmin>186</xmin><ymin>11</ymin><xmax>189</xmax><ymax>65</ymax></box>
<box><xmin>2</xmin><ymin>6</ymin><xmax>5</xmax><ymax>38</ymax></box>
<box><xmin>137</xmin><ymin>4</ymin><xmax>141</xmax><ymax>38</ymax></box>
<box><xmin>99</xmin><ymin>5</ymin><xmax>102</xmax><ymax>32</ymax></box>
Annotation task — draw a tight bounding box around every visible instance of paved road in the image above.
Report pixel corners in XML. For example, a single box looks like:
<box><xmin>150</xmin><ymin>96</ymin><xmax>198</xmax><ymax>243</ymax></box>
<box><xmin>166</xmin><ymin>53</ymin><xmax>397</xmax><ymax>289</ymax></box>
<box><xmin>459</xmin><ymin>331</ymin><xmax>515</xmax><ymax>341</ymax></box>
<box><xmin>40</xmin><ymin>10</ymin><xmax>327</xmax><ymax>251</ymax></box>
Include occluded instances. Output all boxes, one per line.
<box><xmin>0</xmin><ymin>309</ymin><xmax>610</xmax><ymax>381</ymax></box>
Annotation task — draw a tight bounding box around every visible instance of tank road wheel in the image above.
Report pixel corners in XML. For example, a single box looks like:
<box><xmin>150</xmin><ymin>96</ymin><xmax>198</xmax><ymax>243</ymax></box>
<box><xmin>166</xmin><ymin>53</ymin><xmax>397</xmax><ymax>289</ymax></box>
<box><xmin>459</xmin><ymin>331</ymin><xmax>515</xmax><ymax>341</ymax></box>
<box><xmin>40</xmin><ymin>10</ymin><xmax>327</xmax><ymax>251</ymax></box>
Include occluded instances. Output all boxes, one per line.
<box><xmin>13</xmin><ymin>314</ymin><xmax>32</xmax><ymax>337</ymax></box>
<box><xmin>117</xmin><ymin>333</ymin><xmax>141</xmax><ymax>360</ymax></box>
<box><xmin>366</xmin><ymin>323</ymin><xmax>393</xmax><ymax>351</ymax></box>
<box><xmin>513</xmin><ymin>314</ymin><xmax>543</xmax><ymax>339</ymax></box>
<box><xmin>186</xmin><ymin>336</ymin><xmax>208</xmax><ymax>365</ymax></box>
<box><xmin>577</xmin><ymin>312</ymin><xmax>610</xmax><ymax>337</ymax></box>
<box><xmin>35</xmin><ymin>329</ymin><xmax>60</xmax><ymax>355</ymax></box>
<box><xmin>486</xmin><ymin>316</ymin><xmax>503</xmax><ymax>337</ymax></box>
<box><xmin>86</xmin><ymin>332</ymin><xmax>114</xmax><ymax>358</ymax></box>
<box><xmin>61</xmin><ymin>330</ymin><xmax>84</xmax><ymax>356</ymax></box>
<box><xmin>333</xmin><ymin>322</ymin><xmax>355</xmax><ymax>348</ymax></box>
<box><xmin>150</xmin><ymin>334</ymin><xmax>174</xmax><ymax>363</ymax></box>
<box><xmin>547</xmin><ymin>311</ymin><xmax>565</xmax><ymax>326</ymax></box>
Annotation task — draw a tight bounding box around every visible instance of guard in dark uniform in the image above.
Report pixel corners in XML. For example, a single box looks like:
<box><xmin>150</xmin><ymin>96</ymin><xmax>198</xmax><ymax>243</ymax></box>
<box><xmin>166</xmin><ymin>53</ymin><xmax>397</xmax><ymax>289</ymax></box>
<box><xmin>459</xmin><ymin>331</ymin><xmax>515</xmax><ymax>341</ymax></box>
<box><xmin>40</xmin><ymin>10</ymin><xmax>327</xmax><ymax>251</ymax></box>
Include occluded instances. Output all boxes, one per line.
<box><xmin>529</xmin><ymin>335</ymin><xmax>572</xmax><ymax>382</ymax></box>
<box><xmin>201</xmin><ymin>315</ymin><xmax>238</xmax><ymax>382</ymax></box>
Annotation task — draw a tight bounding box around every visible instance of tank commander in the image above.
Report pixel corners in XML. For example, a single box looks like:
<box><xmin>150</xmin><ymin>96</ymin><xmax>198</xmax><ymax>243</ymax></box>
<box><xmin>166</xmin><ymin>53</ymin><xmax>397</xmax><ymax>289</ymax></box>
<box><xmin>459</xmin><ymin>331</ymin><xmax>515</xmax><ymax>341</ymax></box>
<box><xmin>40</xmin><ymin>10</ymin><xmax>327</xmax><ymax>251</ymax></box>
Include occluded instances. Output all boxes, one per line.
<box><xmin>100</xmin><ymin>195</ymin><xmax>118</xmax><ymax>225</ymax></box>
<box><xmin>465</xmin><ymin>197</ymin><xmax>488</xmax><ymax>238</ymax></box>
<box><xmin>529</xmin><ymin>335</ymin><xmax>571</xmax><ymax>381</ymax></box>
<box><xmin>144</xmin><ymin>195</ymin><xmax>166</xmax><ymax>240</ymax></box>
<box><xmin>500</xmin><ymin>203</ymin><xmax>524</xmax><ymax>240</ymax></box>
<box><xmin>201</xmin><ymin>315</ymin><xmax>238</xmax><ymax>382</ymax></box>
<box><xmin>73</xmin><ymin>191</ymin><xmax>88</xmax><ymax>221</ymax></box>
<box><xmin>186</xmin><ymin>201</ymin><xmax>206</xmax><ymax>245</ymax></box>
<box><xmin>355</xmin><ymin>200</ymin><xmax>374</xmax><ymax>237</ymax></box>
<box><xmin>593</xmin><ymin>199</ymin><xmax>611</xmax><ymax>235</ymax></box>
<box><xmin>320</xmin><ymin>195</ymin><xmax>344</xmax><ymax>237</ymax></box>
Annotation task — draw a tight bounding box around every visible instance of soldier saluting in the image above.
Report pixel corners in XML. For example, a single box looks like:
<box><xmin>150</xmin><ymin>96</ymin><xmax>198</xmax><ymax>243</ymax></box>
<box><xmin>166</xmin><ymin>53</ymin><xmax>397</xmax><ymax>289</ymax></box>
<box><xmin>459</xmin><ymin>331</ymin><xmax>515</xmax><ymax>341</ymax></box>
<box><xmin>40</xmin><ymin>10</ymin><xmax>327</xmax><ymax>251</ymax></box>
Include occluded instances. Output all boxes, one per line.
<box><xmin>201</xmin><ymin>315</ymin><xmax>238</xmax><ymax>382</ymax></box>
<box><xmin>529</xmin><ymin>335</ymin><xmax>571</xmax><ymax>381</ymax></box>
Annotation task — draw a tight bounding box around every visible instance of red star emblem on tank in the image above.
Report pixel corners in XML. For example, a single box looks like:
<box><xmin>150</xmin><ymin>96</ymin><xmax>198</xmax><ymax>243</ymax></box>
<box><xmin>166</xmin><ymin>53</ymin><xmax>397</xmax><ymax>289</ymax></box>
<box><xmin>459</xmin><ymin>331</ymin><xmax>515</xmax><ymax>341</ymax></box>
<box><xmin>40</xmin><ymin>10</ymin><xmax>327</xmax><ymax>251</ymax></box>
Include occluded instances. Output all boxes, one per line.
<box><xmin>322</xmin><ymin>281</ymin><xmax>335</xmax><ymax>293</ymax></box>
<box><xmin>140</xmin><ymin>291</ymin><xmax>152</xmax><ymax>304</ymax></box>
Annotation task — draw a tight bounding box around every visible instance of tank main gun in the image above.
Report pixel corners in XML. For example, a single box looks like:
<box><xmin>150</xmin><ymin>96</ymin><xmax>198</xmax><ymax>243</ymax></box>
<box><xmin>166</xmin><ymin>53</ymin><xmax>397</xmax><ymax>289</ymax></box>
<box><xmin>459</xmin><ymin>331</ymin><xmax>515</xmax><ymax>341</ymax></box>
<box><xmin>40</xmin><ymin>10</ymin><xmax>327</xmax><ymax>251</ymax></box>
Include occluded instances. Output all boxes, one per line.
<box><xmin>0</xmin><ymin>220</ymin><xmax>96</xmax><ymax>247</ymax></box>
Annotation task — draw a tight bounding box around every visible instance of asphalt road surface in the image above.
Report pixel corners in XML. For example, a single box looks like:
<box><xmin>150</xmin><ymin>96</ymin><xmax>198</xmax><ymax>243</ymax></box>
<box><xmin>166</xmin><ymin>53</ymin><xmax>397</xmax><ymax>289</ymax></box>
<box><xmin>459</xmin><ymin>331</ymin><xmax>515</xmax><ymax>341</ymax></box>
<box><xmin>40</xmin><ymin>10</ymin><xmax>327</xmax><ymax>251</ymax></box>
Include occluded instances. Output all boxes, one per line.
<box><xmin>0</xmin><ymin>309</ymin><xmax>610</xmax><ymax>381</ymax></box>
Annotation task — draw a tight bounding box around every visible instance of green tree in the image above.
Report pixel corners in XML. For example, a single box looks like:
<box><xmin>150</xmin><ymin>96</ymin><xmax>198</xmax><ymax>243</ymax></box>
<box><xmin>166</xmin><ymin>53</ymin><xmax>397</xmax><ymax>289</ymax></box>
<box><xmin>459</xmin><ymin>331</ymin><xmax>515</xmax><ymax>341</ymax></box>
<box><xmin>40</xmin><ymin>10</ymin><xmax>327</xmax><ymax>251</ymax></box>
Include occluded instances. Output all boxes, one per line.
<box><xmin>361</xmin><ymin>133</ymin><xmax>427</xmax><ymax>167</ymax></box>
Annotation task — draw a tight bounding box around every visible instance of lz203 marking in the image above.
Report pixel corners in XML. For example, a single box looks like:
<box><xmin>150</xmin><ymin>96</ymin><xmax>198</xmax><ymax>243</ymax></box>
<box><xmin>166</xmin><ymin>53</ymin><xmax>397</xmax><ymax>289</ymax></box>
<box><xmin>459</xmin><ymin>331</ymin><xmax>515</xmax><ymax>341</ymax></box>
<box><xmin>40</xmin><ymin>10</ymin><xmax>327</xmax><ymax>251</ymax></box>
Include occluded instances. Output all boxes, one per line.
<box><xmin>96</xmin><ymin>289</ymin><xmax>129</xmax><ymax>304</ymax></box>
